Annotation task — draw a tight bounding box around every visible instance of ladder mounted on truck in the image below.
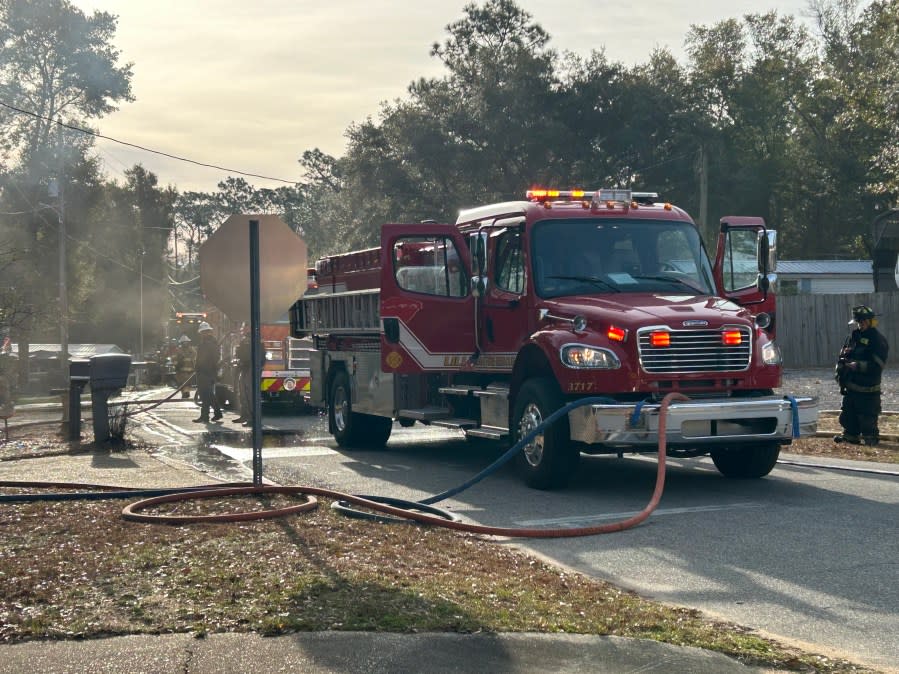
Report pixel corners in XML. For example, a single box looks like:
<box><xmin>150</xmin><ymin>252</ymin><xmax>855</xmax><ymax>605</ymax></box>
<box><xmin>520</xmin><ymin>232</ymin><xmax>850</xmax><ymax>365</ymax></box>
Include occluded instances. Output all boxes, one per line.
<box><xmin>291</xmin><ymin>289</ymin><xmax>380</xmax><ymax>335</ymax></box>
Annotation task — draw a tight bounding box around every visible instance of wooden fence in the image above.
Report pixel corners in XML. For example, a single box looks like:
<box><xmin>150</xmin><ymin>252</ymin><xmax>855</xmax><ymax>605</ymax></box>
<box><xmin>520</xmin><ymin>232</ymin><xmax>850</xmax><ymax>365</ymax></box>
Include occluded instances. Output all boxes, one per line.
<box><xmin>777</xmin><ymin>292</ymin><xmax>899</xmax><ymax>368</ymax></box>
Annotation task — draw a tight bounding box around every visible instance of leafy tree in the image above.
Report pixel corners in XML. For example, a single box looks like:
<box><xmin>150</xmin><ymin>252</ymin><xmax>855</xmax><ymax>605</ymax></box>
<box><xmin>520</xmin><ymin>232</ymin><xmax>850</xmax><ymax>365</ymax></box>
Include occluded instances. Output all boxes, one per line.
<box><xmin>68</xmin><ymin>165</ymin><xmax>175</xmax><ymax>354</ymax></box>
<box><xmin>808</xmin><ymin>0</ymin><xmax>899</xmax><ymax>255</ymax></box>
<box><xmin>0</xmin><ymin>0</ymin><xmax>132</xmax><ymax>172</ymax></box>
<box><xmin>684</xmin><ymin>12</ymin><xmax>820</xmax><ymax>250</ymax></box>
<box><xmin>0</xmin><ymin>0</ymin><xmax>132</xmax><ymax>381</ymax></box>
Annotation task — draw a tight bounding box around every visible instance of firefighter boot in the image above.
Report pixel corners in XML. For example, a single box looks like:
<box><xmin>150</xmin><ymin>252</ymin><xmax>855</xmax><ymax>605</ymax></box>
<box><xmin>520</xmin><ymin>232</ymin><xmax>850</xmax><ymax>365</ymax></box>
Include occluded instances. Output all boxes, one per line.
<box><xmin>863</xmin><ymin>435</ymin><xmax>879</xmax><ymax>447</ymax></box>
<box><xmin>833</xmin><ymin>433</ymin><xmax>861</xmax><ymax>444</ymax></box>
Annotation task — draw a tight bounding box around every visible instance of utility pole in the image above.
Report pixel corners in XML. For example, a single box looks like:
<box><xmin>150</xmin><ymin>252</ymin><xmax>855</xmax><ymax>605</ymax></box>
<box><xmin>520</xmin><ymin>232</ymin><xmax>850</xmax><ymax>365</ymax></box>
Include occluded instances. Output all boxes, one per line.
<box><xmin>57</xmin><ymin>119</ymin><xmax>68</xmax><ymax>386</ymax></box>
<box><xmin>698</xmin><ymin>142</ymin><xmax>709</xmax><ymax>246</ymax></box>
<box><xmin>139</xmin><ymin>250</ymin><xmax>144</xmax><ymax>356</ymax></box>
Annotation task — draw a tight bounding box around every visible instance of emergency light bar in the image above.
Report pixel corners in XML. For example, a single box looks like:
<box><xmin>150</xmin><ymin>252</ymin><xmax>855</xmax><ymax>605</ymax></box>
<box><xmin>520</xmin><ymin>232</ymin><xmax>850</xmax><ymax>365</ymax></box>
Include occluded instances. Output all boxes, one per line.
<box><xmin>526</xmin><ymin>188</ymin><xmax>620</xmax><ymax>202</ymax></box>
<box><xmin>526</xmin><ymin>187</ymin><xmax>658</xmax><ymax>208</ymax></box>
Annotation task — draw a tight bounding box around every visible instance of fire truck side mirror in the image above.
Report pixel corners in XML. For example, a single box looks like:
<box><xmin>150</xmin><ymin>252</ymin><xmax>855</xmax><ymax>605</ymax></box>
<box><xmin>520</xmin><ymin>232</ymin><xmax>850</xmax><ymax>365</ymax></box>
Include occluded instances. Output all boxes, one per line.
<box><xmin>469</xmin><ymin>231</ymin><xmax>489</xmax><ymax>298</ymax></box>
<box><xmin>757</xmin><ymin>230</ymin><xmax>769</xmax><ymax>276</ymax></box>
<box><xmin>757</xmin><ymin>229</ymin><xmax>776</xmax><ymax>275</ymax></box>
<box><xmin>470</xmin><ymin>231</ymin><xmax>487</xmax><ymax>274</ymax></box>
<box><xmin>471</xmin><ymin>275</ymin><xmax>488</xmax><ymax>297</ymax></box>
<box><xmin>755</xmin><ymin>229</ymin><xmax>776</xmax><ymax>297</ymax></box>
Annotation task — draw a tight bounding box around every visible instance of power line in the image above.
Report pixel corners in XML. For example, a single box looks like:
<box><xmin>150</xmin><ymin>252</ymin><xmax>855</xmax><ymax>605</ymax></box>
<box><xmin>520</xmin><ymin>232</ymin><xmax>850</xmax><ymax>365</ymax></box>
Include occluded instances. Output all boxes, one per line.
<box><xmin>3</xmin><ymin>176</ymin><xmax>169</xmax><ymax>287</ymax></box>
<box><xmin>0</xmin><ymin>99</ymin><xmax>300</xmax><ymax>185</ymax></box>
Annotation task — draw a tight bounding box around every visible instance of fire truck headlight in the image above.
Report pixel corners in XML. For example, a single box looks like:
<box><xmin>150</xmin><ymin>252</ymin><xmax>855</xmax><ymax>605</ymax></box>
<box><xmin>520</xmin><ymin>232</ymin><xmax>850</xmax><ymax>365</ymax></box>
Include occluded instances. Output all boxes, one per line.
<box><xmin>265</xmin><ymin>351</ymin><xmax>274</xmax><ymax>361</ymax></box>
<box><xmin>761</xmin><ymin>341</ymin><xmax>782</xmax><ymax>365</ymax></box>
<box><xmin>561</xmin><ymin>345</ymin><xmax>620</xmax><ymax>369</ymax></box>
<box><xmin>283</xmin><ymin>378</ymin><xmax>297</xmax><ymax>391</ymax></box>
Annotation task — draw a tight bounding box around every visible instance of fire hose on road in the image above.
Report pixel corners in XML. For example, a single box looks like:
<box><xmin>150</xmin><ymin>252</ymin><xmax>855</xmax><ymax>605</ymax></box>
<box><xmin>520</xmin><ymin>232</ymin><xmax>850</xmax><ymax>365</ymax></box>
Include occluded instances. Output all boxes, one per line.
<box><xmin>7</xmin><ymin>391</ymin><xmax>887</xmax><ymax>536</ymax></box>
<box><xmin>5</xmin><ymin>393</ymin><xmax>690</xmax><ymax>537</ymax></box>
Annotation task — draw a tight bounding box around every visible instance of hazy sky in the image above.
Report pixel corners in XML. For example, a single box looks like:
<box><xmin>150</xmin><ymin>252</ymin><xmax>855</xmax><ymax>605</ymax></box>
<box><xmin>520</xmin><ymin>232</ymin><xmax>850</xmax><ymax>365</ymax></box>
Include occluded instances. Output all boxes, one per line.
<box><xmin>71</xmin><ymin>0</ymin><xmax>819</xmax><ymax>193</ymax></box>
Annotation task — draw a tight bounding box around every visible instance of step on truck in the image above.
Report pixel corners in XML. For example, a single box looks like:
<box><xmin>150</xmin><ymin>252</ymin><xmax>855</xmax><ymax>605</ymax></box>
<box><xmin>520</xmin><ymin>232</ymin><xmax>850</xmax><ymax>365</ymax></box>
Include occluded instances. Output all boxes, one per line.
<box><xmin>290</xmin><ymin>188</ymin><xmax>818</xmax><ymax>489</ymax></box>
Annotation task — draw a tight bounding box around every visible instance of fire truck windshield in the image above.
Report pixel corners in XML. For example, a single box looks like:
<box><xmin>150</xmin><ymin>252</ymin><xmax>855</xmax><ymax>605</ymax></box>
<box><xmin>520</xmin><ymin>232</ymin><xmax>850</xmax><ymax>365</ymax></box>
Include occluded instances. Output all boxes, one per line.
<box><xmin>531</xmin><ymin>219</ymin><xmax>715</xmax><ymax>299</ymax></box>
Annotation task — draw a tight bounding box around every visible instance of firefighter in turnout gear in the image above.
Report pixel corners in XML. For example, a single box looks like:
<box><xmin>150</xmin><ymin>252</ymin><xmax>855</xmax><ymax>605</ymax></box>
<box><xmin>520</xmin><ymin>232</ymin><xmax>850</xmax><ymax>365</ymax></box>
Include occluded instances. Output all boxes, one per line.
<box><xmin>834</xmin><ymin>305</ymin><xmax>889</xmax><ymax>446</ymax></box>
<box><xmin>192</xmin><ymin>322</ymin><xmax>223</xmax><ymax>423</ymax></box>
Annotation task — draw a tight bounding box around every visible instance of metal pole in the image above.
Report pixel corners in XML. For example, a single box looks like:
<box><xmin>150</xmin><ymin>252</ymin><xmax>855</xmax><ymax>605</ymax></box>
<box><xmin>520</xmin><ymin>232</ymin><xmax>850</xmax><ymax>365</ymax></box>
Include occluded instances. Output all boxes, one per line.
<box><xmin>57</xmin><ymin>119</ymin><xmax>68</xmax><ymax>386</ymax></box>
<box><xmin>249</xmin><ymin>219</ymin><xmax>263</xmax><ymax>485</ymax></box>
<box><xmin>139</xmin><ymin>252</ymin><xmax>144</xmax><ymax>356</ymax></box>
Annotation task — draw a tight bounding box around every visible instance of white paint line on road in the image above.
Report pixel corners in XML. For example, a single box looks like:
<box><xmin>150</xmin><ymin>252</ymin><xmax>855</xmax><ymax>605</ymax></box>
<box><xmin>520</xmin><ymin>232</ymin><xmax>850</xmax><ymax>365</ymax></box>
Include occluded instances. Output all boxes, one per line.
<box><xmin>212</xmin><ymin>445</ymin><xmax>338</xmax><ymax>462</ymax></box>
<box><xmin>516</xmin><ymin>502</ymin><xmax>764</xmax><ymax>527</ymax></box>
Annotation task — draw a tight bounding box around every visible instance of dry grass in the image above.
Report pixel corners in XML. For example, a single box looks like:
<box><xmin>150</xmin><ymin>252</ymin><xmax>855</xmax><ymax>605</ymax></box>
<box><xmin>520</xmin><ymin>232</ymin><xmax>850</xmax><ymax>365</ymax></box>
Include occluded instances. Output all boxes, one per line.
<box><xmin>0</xmin><ymin>425</ymin><xmax>891</xmax><ymax>672</ymax></box>
<box><xmin>793</xmin><ymin>411</ymin><xmax>899</xmax><ymax>464</ymax></box>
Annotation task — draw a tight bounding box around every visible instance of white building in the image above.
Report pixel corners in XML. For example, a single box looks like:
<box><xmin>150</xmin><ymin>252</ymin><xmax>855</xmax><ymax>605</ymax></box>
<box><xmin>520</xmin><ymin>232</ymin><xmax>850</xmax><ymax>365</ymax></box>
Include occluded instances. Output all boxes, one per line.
<box><xmin>776</xmin><ymin>260</ymin><xmax>873</xmax><ymax>294</ymax></box>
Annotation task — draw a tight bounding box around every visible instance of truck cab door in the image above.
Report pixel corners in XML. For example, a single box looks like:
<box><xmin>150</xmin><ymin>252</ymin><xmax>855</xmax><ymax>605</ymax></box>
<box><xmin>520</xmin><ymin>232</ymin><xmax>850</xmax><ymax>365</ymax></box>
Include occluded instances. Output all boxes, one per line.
<box><xmin>713</xmin><ymin>217</ymin><xmax>777</xmax><ymax>325</ymax></box>
<box><xmin>477</xmin><ymin>223</ymin><xmax>531</xmax><ymax>369</ymax></box>
<box><xmin>380</xmin><ymin>224</ymin><xmax>476</xmax><ymax>373</ymax></box>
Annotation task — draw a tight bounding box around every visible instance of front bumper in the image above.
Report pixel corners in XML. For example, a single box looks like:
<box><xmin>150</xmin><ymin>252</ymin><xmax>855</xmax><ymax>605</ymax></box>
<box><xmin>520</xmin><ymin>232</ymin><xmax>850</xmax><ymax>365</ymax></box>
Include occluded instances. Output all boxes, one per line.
<box><xmin>568</xmin><ymin>395</ymin><xmax>818</xmax><ymax>446</ymax></box>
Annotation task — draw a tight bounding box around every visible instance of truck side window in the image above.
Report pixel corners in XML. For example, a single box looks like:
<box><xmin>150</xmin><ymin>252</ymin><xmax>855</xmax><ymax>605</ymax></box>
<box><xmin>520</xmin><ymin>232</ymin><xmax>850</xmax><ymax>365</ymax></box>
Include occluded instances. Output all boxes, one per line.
<box><xmin>393</xmin><ymin>236</ymin><xmax>467</xmax><ymax>298</ymax></box>
<box><xmin>722</xmin><ymin>229</ymin><xmax>759</xmax><ymax>292</ymax></box>
<box><xmin>494</xmin><ymin>231</ymin><xmax>525</xmax><ymax>294</ymax></box>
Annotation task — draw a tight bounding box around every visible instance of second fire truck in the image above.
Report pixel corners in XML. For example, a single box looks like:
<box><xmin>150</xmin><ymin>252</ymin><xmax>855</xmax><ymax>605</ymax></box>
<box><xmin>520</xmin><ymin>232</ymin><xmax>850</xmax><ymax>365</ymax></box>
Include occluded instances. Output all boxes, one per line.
<box><xmin>291</xmin><ymin>188</ymin><xmax>818</xmax><ymax>489</ymax></box>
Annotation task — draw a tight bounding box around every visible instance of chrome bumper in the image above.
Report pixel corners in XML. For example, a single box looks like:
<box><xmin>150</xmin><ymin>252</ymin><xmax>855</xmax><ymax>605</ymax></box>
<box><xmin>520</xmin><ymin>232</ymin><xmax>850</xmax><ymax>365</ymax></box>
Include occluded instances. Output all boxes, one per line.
<box><xmin>568</xmin><ymin>395</ymin><xmax>818</xmax><ymax>446</ymax></box>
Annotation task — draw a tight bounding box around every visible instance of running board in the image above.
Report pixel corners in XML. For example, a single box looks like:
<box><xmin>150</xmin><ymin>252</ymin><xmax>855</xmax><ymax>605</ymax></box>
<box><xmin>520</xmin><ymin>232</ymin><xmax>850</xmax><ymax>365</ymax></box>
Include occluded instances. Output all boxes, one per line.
<box><xmin>431</xmin><ymin>418</ymin><xmax>478</xmax><ymax>429</ymax></box>
<box><xmin>439</xmin><ymin>384</ymin><xmax>510</xmax><ymax>399</ymax></box>
<box><xmin>465</xmin><ymin>426</ymin><xmax>508</xmax><ymax>440</ymax></box>
<box><xmin>397</xmin><ymin>407</ymin><xmax>451</xmax><ymax>421</ymax></box>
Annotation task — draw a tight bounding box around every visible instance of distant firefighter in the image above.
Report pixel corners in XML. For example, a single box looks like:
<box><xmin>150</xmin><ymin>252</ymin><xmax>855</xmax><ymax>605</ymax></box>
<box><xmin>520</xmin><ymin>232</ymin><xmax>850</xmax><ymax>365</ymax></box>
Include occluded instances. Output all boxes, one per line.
<box><xmin>834</xmin><ymin>305</ymin><xmax>889</xmax><ymax>446</ymax></box>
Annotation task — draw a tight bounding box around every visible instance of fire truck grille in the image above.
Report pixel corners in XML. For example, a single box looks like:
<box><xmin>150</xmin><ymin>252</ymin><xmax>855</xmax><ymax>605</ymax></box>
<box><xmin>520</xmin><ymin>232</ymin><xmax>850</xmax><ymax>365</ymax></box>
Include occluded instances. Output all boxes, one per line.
<box><xmin>638</xmin><ymin>327</ymin><xmax>752</xmax><ymax>373</ymax></box>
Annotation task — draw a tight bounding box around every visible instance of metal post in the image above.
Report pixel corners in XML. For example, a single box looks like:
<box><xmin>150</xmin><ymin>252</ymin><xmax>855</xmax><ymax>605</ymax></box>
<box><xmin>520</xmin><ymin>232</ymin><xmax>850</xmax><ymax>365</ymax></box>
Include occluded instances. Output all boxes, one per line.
<box><xmin>57</xmin><ymin>119</ymin><xmax>68</xmax><ymax>387</ymax></box>
<box><xmin>68</xmin><ymin>382</ymin><xmax>83</xmax><ymax>441</ymax></box>
<box><xmin>139</xmin><ymin>251</ymin><xmax>144</xmax><ymax>356</ymax></box>
<box><xmin>249</xmin><ymin>219</ymin><xmax>263</xmax><ymax>485</ymax></box>
<box><xmin>698</xmin><ymin>142</ymin><xmax>709</xmax><ymax>246</ymax></box>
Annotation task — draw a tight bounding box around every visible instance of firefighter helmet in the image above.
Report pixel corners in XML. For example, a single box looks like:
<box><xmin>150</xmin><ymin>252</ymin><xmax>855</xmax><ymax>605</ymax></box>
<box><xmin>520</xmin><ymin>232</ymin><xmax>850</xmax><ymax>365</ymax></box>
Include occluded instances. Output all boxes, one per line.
<box><xmin>178</xmin><ymin>334</ymin><xmax>191</xmax><ymax>344</ymax></box>
<box><xmin>197</xmin><ymin>321</ymin><xmax>214</xmax><ymax>333</ymax></box>
<box><xmin>852</xmin><ymin>305</ymin><xmax>876</xmax><ymax>321</ymax></box>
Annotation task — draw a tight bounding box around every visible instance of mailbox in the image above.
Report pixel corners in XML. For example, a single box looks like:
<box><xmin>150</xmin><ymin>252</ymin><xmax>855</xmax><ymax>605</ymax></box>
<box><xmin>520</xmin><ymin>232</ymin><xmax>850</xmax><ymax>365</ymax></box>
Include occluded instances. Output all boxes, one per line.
<box><xmin>66</xmin><ymin>360</ymin><xmax>91</xmax><ymax>441</ymax></box>
<box><xmin>89</xmin><ymin>354</ymin><xmax>132</xmax><ymax>390</ymax></box>
<box><xmin>87</xmin><ymin>354</ymin><xmax>131</xmax><ymax>443</ymax></box>
<box><xmin>70</xmin><ymin>359</ymin><xmax>90</xmax><ymax>382</ymax></box>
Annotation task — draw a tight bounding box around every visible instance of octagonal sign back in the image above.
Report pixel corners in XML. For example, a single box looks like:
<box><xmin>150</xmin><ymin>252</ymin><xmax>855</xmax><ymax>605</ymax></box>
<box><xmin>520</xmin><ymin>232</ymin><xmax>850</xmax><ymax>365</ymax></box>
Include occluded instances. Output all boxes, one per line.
<box><xmin>199</xmin><ymin>214</ymin><xmax>307</xmax><ymax>323</ymax></box>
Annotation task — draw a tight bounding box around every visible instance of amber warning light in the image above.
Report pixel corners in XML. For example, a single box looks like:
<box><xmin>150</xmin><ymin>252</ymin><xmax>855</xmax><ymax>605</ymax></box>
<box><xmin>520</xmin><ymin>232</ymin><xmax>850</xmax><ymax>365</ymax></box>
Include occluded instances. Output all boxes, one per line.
<box><xmin>607</xmin><ymin>325</ymin><xmax>627</xmax><ymax>342</ymax></box>
<box><xmin>722</xmin><ymin>330</ymin><xmax>743</xmax><ymax>346</ymax></box>
<box><xmin>650</xmin><ymin>331</ymin><xmax>670</xmax><ymax>347</ymax></box>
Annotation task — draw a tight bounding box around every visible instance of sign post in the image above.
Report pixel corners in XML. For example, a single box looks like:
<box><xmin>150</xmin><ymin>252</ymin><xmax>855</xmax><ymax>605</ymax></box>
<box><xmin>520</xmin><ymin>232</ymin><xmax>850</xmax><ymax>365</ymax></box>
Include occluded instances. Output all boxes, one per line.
<box><xmin>199</xmin><ymin>214</ymin><xmax>307</xmax><ymax>484</ymax></box>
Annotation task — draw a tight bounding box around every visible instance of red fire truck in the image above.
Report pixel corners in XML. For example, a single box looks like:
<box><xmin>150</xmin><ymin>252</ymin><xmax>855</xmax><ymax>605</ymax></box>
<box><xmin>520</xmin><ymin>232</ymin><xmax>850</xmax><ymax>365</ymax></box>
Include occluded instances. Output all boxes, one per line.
<box><xmin>257</xmin><ymin>319</ymin><xmax>311</xmax><ymax>406</ymax></box>
<box><xmin>290</xmin><ymin>188</ymin><xmax>818</xmax><ymax>489</ymax></box>
<box><xmin>170</xmin><ymin>308</ymin><xmax>311</xmax><ymax>409</ymax></box>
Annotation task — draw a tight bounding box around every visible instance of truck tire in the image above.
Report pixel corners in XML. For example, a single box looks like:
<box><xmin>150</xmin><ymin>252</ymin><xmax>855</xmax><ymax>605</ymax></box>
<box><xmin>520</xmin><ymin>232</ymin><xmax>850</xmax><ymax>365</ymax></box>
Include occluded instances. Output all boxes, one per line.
<box><xmin>710</xmin><ymin>442</ymin><xmax>780</xmax><ymax>478</ymax></box>
<box><xmin>512</xmin><ymin>377</ymin><xmax>579</xmax><ymax>489</ymax></box>
<box><xmin>356</xmin><ymin>413</ymin><xmax>393</xmax><ymax>448</ymax></box>
<box><xmin>329</xmin><ymin>370</ymin><xmax>391</xmax><ymax>449</ymax></box>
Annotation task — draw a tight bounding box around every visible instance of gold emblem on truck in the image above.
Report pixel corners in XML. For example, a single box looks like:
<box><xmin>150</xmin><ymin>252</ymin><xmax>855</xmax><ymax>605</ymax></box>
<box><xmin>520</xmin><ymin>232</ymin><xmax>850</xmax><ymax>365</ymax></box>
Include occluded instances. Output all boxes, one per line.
<box><xmin>386</xmin><ymin>351</ymin><xmax>403</xmax><ymax>369</ymax></box>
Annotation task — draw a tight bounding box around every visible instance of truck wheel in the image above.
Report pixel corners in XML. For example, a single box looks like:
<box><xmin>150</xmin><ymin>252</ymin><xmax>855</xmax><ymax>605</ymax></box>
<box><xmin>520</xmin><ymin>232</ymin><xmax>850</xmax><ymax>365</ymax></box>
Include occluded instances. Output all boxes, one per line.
<box><xmin>330</xmin><ymin>370</ymin><xmax>358</xmax><ymax>446</ymax></box>
<box><xmin>356</xmin><ymin>413</ymin><xmax>392</xmax><ymax>448</ymax></box>
<box><xmin>711</xmin><ymin>442</ymin><xmax>780</xmax><ymax>478</ymax></box>
<box><xmin>329</xmin><ymin>371</ymin><xmax>392</xmax><ymax>449</ymax></box>
<box><xmin>512</xmin><ymin>377</ymin><xmax>579</xmax><ymax>489</ymax></box>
